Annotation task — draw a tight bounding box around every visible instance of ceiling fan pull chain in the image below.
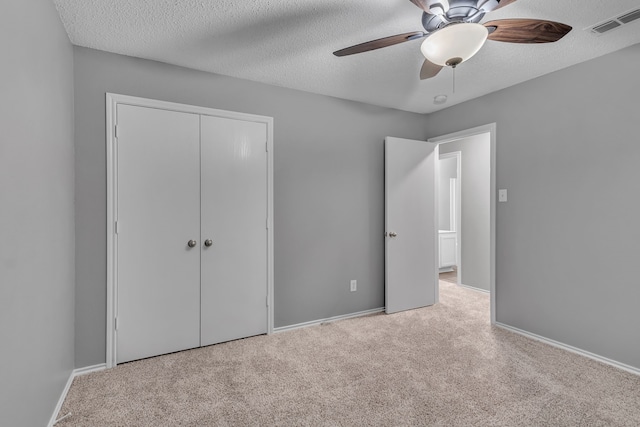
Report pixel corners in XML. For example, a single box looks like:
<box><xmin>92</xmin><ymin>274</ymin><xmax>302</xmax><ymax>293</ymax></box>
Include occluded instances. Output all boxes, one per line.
<box><xmin>452</xmin><ymin>66</ymin><xmax>456</xmax><ymax>94</ymax></box>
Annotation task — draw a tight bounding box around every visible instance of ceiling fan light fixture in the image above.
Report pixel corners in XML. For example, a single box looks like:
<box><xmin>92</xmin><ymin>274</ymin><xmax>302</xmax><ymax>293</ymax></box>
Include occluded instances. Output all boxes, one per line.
<box><xmin>420</xmin><ymin>23</ymin><xmax>489</xmax><ymax>67</ymax></box>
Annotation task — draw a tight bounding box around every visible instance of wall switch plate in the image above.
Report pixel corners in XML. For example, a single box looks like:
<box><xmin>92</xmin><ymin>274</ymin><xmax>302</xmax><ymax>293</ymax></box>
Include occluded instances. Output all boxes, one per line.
<box><xmin>350</xmin><ymin>280</ymin><xmax>357</xmax><ymax>292</ymax></box>
<box><xmin>499</xmin><ymin>189</ymin><xmax>508</xmax><ymax>202</ymax></box>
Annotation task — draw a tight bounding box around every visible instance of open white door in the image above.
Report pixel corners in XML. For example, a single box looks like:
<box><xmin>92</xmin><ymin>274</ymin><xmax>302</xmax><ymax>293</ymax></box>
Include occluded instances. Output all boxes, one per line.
<box><xmin>385</xmin><ymin>137</ymin><xmax>437</xmax><ymax>314</ymax></box>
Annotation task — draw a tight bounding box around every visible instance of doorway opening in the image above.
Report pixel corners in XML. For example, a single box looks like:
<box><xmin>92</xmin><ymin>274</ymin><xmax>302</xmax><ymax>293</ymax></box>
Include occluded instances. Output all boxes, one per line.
<box><xmin>429</xmin><ymin>124</ymin><xmax>496</xmax><ymax>324</ymax></box>
<box><xmin>437</xmin><ymin>151</ymin><xmax>461</xmax><ymax>286</ymax></box>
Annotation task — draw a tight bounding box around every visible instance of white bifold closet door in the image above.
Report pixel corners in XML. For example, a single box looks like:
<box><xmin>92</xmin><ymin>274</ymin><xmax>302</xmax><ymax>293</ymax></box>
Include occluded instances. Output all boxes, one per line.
<box><xmin>200</xmin><ymin>116</ymin><xmax>267</xmax><ymax>346</ymax></box>
<box><xmin>117</xmin><ymin>105</ymin><xmax>202</xmax><ymax>363</ymax></box>
<box><xmin>116</xmin><ymin>105</ymin><xmax>268</xmax><ymax>364</ymax></box>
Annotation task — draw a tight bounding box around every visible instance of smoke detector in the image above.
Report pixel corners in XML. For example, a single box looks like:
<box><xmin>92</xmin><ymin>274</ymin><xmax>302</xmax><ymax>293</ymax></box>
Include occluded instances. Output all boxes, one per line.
<box><xmin>434</xmin><ymin>95</ymin><xmax>448</xmax><ymax>105</ymax></box>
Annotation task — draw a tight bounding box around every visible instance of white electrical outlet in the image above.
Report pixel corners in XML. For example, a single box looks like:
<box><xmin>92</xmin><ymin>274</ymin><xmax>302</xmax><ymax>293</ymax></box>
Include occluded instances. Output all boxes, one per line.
<box><xmin>499</xmin><ymin>189</ymin><xmax>508</xmax><ymax>202</ymax></box>
<box><xmin>350</xmin><ymin>280</ymin><xmax>357</xmax><ymax>292</ymax></box>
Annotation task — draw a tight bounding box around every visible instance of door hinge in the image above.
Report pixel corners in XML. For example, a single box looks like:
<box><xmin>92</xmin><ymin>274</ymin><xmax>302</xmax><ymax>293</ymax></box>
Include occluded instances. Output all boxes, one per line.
<box><xmin>266</xmin><ymin>218</ymin><xmax>269</xmax><ymax>229</ymax></box>
<box><xmin>115</xmin><ymin>221</ymin><xmax>119</xmax><ymax>234</ymax></box>
<box><xmin>265</xmin><ymin>141</ymin><xmax>268</xmax><ymax>152</ymax></box>
<box><xmin>115</xmin><ymin>125</ymin><xmax>120</xmax><ymax>139</ymax></box>
<box><xmin>115</xmin><ymin>317</ymin><xmax>119</xmax><ymax>331</ymax></box>
<box><xmin>266</xmin><ymin>295</ymin><xmax>269</xmax><ymax>307</ymax></box>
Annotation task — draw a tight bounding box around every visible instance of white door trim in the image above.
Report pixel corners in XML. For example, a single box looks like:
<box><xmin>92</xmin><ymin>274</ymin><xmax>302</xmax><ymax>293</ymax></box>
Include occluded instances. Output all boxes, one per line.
<box><xmin>105</xmin><ymin>93</ymin><xmax>275</xmax><ymax>368</ymax></box>
<box><xmin>429</xmin><ymin>123</ymin><xmax>496</xmax><ymax>325</ymax></box>
<box><xmin>439</xmin><ymin>151</ymin><xmax>462</xmax><ymax>285</ymax></box>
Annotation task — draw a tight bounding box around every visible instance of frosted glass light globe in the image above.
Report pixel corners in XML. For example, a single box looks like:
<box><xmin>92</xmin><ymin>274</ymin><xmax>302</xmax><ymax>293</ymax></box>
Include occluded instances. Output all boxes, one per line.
<box><xmin>421</xmin><ymin>23</ymin><xmax>489</xmax><ymax>67</ymax></box>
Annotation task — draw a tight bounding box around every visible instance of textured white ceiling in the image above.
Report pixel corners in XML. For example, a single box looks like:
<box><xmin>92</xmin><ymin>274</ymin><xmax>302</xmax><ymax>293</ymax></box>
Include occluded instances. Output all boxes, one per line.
<box><xmin>53</xmin><ymin>0</ymin><xmax>640</xmax><ymax>114</ymax></box>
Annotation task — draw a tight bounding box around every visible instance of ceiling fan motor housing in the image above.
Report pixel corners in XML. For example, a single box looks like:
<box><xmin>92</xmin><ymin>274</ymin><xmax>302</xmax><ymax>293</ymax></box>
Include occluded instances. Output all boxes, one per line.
<box><xmin>423</xmin><ymin>0</ymin><xmax>450</xmax><ymax>15</ymax></box>
<box><xmin>422</xmin><ymin>0</ymin><xmax>500</xmax><ymax>32</ymax></box>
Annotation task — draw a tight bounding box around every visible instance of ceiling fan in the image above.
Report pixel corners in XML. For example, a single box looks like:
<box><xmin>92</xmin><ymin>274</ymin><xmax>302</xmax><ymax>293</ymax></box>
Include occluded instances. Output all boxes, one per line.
<box><xmin>333</xmin><ymin>0</ymin><xmax>572</xmax><ymax>80</ymax></box>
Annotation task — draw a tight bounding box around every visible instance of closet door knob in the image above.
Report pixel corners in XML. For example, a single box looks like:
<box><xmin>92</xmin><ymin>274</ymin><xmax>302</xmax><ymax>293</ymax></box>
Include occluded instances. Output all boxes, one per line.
<box><xmin>388</xmin><ymin>232</ymin><xmax>398</xmax><ymax>238</ymax></box>
<box><xmin>187</xmin><ymin>240</ymin><xmax>197</xmax><ymax>248</ymax></box>
<box><xmin>204</xmin><ymin>239</ymin><xmax>213</xmax><ymax>247</ymax></box>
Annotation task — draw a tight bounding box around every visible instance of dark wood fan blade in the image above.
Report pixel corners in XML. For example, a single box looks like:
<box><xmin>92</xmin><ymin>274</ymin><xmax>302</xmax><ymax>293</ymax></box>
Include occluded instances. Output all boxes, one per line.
<box><xmin>484</xmin><ymin>19</ymin><xmax>572</xmax><ymax>43</ymax></box>
<box><xmin>420</xmin><ymin>60</ymin><xmax>443</xmax><ymax>80</ymax></box>
<box><xmin>493</xmin><ymin>0</ymin><xmax>518</xmax><ymax>12</ymax></box>
<box><xmin>333</xmin><ymin>32</ymin><xmax>425</xmax><ymax>57</ymax></box>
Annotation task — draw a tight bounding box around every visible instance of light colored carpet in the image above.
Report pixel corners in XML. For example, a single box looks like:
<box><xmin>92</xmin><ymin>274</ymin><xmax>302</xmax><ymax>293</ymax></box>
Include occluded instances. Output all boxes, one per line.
<box><xmin>58</xmin><ymin>282</ymin><xmax>640</xmax><ymax>426</ymax></box>
<box><xmin>439</xmin><ymin>270</ymin><xmax>457</xmax><ymax>284</ymax></box>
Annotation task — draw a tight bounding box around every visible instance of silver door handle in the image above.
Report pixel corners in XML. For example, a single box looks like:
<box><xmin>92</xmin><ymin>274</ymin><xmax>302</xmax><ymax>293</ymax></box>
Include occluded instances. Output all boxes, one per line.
<box><xmin>204</xmin><ymin>239</ymin><xmax>213</xmax><ymax>247</ymax></box>
<box><xmin>187</xmin><ymin>240</ymin><xmax>197</xmax><ymax>248</ymax></box>
<box><xmin>388</xmin><ymin>232</ymin><xmax>398</xmax><ymax>238</ymax></box>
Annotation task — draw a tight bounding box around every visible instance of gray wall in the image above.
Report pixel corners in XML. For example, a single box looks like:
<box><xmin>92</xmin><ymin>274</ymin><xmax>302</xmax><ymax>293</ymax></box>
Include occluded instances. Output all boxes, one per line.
<box><xmin>0</xmin><ymin>1</ymin><xmax>75</xmax><ymax>426</ymax></box>
<box><xmin>440</xmin><ymin>134</ymin><xmax>490</xmax><ymax>291</ymax></box>
<box><xmin>425</xmin><ymin>43</ymin><xmax>640</xmax><ymax>369</ymax></box>
<box><xmin>438</xmin><ymin>156</ymin><xmax>457</xmax><ymax>231</ymax></box>
<box><xmin>73</xmin><ymin>47</ymin><xmax>427</xmax><ymax>367</ymax></box>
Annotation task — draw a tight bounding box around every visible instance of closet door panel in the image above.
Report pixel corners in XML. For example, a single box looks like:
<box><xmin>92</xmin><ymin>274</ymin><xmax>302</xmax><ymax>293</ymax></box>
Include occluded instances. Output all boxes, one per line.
<box><xmin>200</xmin><ymin>116</ymin><xmax>268</xmax><ymax>346</ymax></box>
<box><xmin>117</xmin><ymin>105</ymin><xmax>201</xmax><ymax>363</ymax></box>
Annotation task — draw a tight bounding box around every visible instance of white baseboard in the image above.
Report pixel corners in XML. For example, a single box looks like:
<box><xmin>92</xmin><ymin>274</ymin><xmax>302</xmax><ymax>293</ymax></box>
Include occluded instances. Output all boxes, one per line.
<box><xmin>72</xmin><ymin>363</ymin><xmax>107</xmax><ymax>377</ymax></box>
<box><xmin>495</xmin><ymin>322</ymin><xmax>640</xmax><ymax>377</ymax></box>
<box><xmin>48</xmin><ymin>363</ymin><xmax>107</xmax><ymax>426</ymax></box>
<box><xmin>47</xmin><ymin>370</ymin><xmax>75</xmax><ymax>427</ymax></box>
<box><xmin>274</xmin><ymin>307</ymin><xmax>385</xmax><ymax>333</ymax></box>
<box><xmin>458</xmin><ymin>283</ymin><xmax>490</xmax><ymax>294</ymax></box>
